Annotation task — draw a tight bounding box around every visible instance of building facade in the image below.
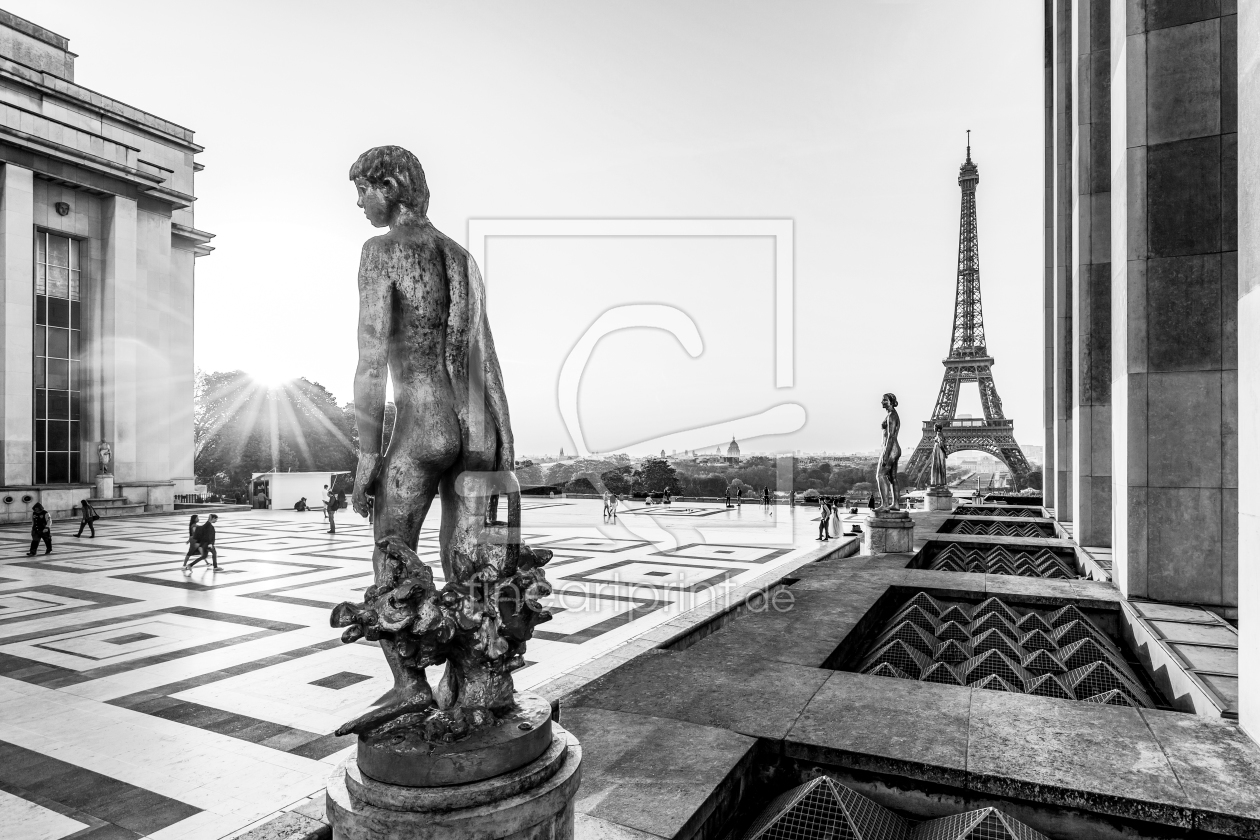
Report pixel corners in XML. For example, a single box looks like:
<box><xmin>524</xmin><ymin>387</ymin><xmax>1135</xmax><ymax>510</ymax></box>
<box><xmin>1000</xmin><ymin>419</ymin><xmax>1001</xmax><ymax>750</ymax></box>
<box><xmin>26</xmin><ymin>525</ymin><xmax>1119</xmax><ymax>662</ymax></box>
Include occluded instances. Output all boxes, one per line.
<box><xmin>0</xmin><ymin>10</ymin><xmax>211</xmax><ymax>521</ymax></box>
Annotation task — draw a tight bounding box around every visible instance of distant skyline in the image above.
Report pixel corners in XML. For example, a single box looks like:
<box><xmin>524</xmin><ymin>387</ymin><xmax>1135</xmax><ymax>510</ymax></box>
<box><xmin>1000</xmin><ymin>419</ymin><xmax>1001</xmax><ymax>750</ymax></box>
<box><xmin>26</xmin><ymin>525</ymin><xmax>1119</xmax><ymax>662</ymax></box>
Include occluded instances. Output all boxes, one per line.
<box><xmin>13</xmin><ymin>1</ymin><xmax>1043</xmax><ymax>457</ymax></box>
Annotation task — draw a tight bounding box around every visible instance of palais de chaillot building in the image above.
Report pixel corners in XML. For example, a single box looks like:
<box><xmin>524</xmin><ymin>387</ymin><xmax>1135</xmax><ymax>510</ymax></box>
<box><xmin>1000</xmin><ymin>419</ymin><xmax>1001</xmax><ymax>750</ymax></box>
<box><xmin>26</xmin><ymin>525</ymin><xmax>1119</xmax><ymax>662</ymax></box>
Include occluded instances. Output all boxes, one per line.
<box><xmin>0</xmin><ymin>10</ymin><xmax>212</xmax><ymax>521</ymax></box>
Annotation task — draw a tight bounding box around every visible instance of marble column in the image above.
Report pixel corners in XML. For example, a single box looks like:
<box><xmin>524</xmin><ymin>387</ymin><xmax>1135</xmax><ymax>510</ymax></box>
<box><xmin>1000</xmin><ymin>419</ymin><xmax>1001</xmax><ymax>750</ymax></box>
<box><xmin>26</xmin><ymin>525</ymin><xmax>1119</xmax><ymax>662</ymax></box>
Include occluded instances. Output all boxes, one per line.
<box><xmin>1072</xmin><ymin>0</ymin><xmax>1113</xmax><ymax>546</ymax></box>
<box><xmin>1043</xmin><ymin>0</ymin><xmax>1057</xmax><ymax>507</ymax></box>
<box><xmin>0</xmin><ymin>164</ymin><xmax>33</xmax><ymax>486</ymax></box>
<box><xmin>1109</xmin><ymin>0</ymin><xmax>1237</xmax><ymax>610</ymax></box>
<box><xmin>102</xmin><ymin>196</ymin><xmax>138</xmax><ymax>484</ymax></box>
<box><xmin>1053</xmin><ymin>0</ymin><xmax>1076</xmax><ymax>520</ymax></box>
<box><xmin>1236</xmin><ymin>0</ymin><xmax>1260</xmax><ymax>743</ymax></box>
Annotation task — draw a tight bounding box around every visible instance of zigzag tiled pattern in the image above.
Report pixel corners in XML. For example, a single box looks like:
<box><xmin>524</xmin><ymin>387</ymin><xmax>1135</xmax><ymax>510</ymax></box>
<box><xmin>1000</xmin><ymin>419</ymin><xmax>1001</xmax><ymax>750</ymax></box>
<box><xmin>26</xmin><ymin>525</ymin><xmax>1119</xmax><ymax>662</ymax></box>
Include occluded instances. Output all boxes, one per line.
<box><xmin>954</xmin><ymin>506</ymin><xmax>1043</xmax><ymax>518</ymax></box>
<box><xmin>945</xmin><ymin>520</ymin><xmax>1055</xmax><ymax>538</ymax></box>
<box><xmin>744</xmin><ymin>775</ymin><xmax>1050</xmax><ymax>840</ymax></box>
<box><xmin>925</xmin><ymin>543</ymin><xmax>1078</xmax><ymax>578</ymax></box>
<box><xmin>858</xmin><ymin>592</ymin><xmax>1154</xmax><ymax>707</ymax></box>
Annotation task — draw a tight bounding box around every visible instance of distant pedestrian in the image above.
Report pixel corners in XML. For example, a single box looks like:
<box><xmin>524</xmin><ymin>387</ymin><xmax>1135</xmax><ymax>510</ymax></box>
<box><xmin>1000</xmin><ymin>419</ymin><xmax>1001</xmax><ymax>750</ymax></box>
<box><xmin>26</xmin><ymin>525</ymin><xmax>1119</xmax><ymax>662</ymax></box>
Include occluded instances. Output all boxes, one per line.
<box><xmin>182</xmin><ymin>515</ymin><xmax>201</xmax><ymax>568</ymax></box>
<box><xmin>724</xmin><ymin>490</ymin><xmax>732</xmax><ymax>508</ymax></box>
<box><xmin>762</xmin><ymin>487</ymin><xmax>771</xmax><ymax>510</ymax></box>
<box><xmin>789</xmin><ymin>490</ymin><xmax>796</xmax><ymax>507</ymax></box>
<box><xmin>326</xmin><ymin>484</ymin><xmax>337</xmax><ymax>534</ymax></box>
<box><xmin>737</xmin><ymin>487</ymin><xmax>743</xmax><ymax>507</ymax></box>
<box><xmin>817</xmin><ymin>498</ymin><xmax>830</xmax><ymax>541</ymax></box>
<box><xmin>609</xmin><ymin>493</ymin><xmax>618</xmax><ymax>519</ymax></box>
<box><xmin>26</xmin><ymin>503</ymin><xmax>51</xmax><ymax>555</ymax></box>
<box><xmin>867</xmin><ymin>494</ymin><xmax>875</xmax><ymax>510</ymax></box>
<box><xmin>75</xmin><ymin>499</ymin><xmax>99</xmax><ymax>538</ymax></box>
<box><xmin>294</xmin><ymin>497</ymin><xmax>309</xmax><ymax>512</ymax></box>
<box><xmin>187</xmin><ymin>514</ymin><xmax>219</xmax><ymax>570</ymax></box>
<box><xmin>602</xmin><ymin>490</ymin><xmax>612</xmax><ymax>519</ymax></box>
<box><xmin>663</xmin><ymin>489</ymin><xmax>672</xmax><ymax>505</ymax></box>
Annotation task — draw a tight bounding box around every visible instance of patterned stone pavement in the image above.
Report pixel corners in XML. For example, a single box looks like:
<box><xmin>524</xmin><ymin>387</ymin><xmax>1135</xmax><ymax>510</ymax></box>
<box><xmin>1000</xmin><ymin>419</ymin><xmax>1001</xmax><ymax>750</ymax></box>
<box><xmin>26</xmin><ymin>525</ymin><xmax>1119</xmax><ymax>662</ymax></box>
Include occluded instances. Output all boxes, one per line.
<box><xmin>0</xmin><ymin>497</ymin><xmax>860</xmax><ymax>840</ymax></box>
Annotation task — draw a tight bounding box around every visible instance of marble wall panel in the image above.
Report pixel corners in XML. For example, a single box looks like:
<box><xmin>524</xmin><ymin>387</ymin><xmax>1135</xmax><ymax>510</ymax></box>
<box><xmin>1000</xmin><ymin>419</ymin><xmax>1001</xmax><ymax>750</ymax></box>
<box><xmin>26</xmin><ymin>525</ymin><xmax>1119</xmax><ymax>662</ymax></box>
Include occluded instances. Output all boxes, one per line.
<box><xmin>1145</xmin><ymin>254</ymin><xmax>1223</xmax><ymax>371</ymax></box>
<box><xmin>1147</xmin><ymin>136</ymin><xmax>1222</xmax><ymax>257</ymax></box>
<box><xmin>1147</xmin><ymin>371</ymin><xmax>1223</xmax><ymax>486</ymax></box>
<box><xmin>1145</xmin><ymin>0</ymin><xmax>1222</xmax><ymax>31</ymax></box>
<box><xmin>1147</xmin><ymin>486</ymin><xmax>1223</xmax><ymax>603</ymax></box>
<box><xmin>1146</xmin><ymin>19</ymin><xmax>1221</xmax><ymax>144</ymax></box>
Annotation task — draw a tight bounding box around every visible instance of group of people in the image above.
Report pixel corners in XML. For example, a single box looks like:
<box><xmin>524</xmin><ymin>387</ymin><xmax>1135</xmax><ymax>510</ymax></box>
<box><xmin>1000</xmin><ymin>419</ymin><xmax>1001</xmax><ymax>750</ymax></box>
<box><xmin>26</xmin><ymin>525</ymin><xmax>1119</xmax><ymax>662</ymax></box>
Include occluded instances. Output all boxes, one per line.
<box><xmin>293</xmin><ymin>484</ymin><xmax>349</xmax><ymax>531</ymax></box>
<box><xmin>601</xmin><ymin>491</ymin><xmax>619</xmax><ymax>519</ymax></box>
<box><xmin>23</xmin><ymin>499</ymin><xmax>102</xmax><ymax>555</ymax></box>
<box><xmin>181</xmin><ymin>513</ymin><xmax>220</xmax><ymax>571</ymax></box>
<box><xmin>723</xmin><ymin>486</ymin><xmax>775</xmax><ymax>512</ymax></box>
<box><xmin>816</xmin><ymin>495</ymin><xmax>848</xmax><ymax>541</ymax></box>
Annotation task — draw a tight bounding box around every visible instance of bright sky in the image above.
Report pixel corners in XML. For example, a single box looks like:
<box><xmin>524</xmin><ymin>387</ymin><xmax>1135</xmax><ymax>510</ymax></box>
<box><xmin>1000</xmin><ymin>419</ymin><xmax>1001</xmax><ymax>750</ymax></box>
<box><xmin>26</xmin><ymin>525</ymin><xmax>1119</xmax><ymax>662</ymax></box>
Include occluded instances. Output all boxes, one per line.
<box><xmin>15</xmin><ymin>0</ymin><xmax>1043</xmax><ymax>457</ymax></box>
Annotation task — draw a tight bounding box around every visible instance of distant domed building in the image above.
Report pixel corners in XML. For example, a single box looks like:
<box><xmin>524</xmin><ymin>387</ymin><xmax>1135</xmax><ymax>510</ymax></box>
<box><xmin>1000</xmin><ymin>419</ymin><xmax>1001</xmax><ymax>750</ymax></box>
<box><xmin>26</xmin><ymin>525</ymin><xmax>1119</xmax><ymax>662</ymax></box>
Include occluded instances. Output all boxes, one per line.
<box><xmin>724</xmin><ymin>436</ymin><xmax>741</xmax><ymax>465</ymax></box>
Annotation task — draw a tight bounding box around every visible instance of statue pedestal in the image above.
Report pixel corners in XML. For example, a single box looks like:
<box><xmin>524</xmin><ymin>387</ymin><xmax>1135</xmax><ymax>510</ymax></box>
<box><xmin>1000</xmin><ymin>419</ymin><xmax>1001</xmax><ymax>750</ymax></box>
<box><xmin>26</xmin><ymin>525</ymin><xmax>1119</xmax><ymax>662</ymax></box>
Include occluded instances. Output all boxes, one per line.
<box><xmin>94</xmin><ymin>474</ymin><xmax>114</xmax><ymax>500</ymax></box>
<box><xmin>926</xmin><ymin>487</ymin><xmax>954</xmax><ymax>511</ymax></box>
<box><xmin>864</xmin><ymin>510</ymin><xmax>915</xmax><ymax>554</ymax></box>
<box><xmin>326</xmin><ymin>721</ymin><xmax>581</xmax><ymax>840</ymax></box>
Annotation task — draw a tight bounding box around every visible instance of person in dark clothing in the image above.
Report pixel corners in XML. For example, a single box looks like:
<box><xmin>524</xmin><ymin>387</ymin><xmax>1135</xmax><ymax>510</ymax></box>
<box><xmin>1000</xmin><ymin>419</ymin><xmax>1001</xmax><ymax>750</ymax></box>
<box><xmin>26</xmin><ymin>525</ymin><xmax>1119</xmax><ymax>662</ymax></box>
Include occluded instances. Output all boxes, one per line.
<box><xmin>294</xmin><ymin>497</ymin><xmax>308</xmax><ymax>512</ymax></box>
<box><xmin>26</xmin><ymin>503</ymin><xmax>51</xmax><ymax>555</ymax></box>
<box><xmin>867</xmin><ymin>494</ymin><xmax>876</xmax><ymax>510</ymax></box>
<box><xmin>75</xmin><ymin>499</ymin><xmax>99</xmax><ymax>538</ymax></box>
<box><xmin>817</xmin><ymin>498</ymin><xmax>831</xmax><ymax>541</ymax></box>
<box><xmin>181</xmin><ymin>515</ymin><xmax>201</xmax><ymax>569</ymax></box>
<box><xmin>325</xmin><ymin>484</ymin><xmax>337</xmax><ymax>534</ymax></box>
<box><xmin>187</xmin><ymin>514</ymin><xmax>219</xmax><ymax>569</ymax></box>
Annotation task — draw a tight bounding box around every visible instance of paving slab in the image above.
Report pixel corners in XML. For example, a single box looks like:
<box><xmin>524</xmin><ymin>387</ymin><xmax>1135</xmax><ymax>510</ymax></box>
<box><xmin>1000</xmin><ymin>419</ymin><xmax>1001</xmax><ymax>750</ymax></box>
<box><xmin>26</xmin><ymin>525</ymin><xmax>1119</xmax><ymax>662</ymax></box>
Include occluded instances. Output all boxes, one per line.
<box><xmin>563</xmin><ymin>706</ymin><xmax>756</xmax><ymax>840</ymax></box>
<box><xmin>965</xmin><ymin>689</ymin><xmax>1193</xmax><ymax>827</ymax></box>
<box><xmin>785</xmin><ymin>670</ymin><xmax>971</xmax><ymax>788</ymax></box>
<box><xmin>1138</xmin><ymin>708</ymin><xmax>1260</xmax><ymax>836</ymax></box>
<box><xmin>684</xmin><ymin>582</ymin><xmax>891</xmax><ymax>668</ymax></box>
<box><xmin>564</xmin><ymin>648</ymin><xmax>830</xmax><ymax>741</ymax></box>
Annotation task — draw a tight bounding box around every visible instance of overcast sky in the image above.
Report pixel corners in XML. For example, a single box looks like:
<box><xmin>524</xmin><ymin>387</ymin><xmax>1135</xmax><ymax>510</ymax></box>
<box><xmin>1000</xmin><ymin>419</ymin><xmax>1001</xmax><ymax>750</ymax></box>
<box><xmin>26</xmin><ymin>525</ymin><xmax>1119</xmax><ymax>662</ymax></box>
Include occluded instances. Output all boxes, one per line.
<box><xmin>15</xmin><ymin>0</ymin><xmax>1043</xmax><ymax>457</ymax></box>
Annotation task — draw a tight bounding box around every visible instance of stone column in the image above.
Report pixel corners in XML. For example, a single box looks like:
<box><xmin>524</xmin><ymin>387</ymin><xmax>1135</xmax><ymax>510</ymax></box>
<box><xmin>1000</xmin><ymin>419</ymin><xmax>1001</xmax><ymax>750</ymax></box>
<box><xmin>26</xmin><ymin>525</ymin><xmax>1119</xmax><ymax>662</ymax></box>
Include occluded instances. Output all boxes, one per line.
<box><xmin>102</xmin><ymin>196</ymin><xmax>138</xmax><ymax>484</ymax></box>
<box><xmin>0</xmin><ymin>164</ymin><xmax>34</xmax><ymax>486</ymax></box>
<box><xmin>1043</xmin><ymin>0</ymin><xmax>1057</xmax><ymax>507</ymax></box>
<box><xmin>1236</xmin><ymin>0</ymin><xmax>1260</xmax><ymax>742</ymax></box>
<box><xmin>1053</xmin><ymin>0</ymin><xmax>1076</xmax><ymax>520</ymax></box>
<box><xmin>1110</xmin><ymin>1</ymin><xmax>1237</xmax><ymax>610</ymax></box>
<box><xmin>1072</xmin><ymin>0</ymin><xmax>1113</xmax><ymax>546</ymax></box>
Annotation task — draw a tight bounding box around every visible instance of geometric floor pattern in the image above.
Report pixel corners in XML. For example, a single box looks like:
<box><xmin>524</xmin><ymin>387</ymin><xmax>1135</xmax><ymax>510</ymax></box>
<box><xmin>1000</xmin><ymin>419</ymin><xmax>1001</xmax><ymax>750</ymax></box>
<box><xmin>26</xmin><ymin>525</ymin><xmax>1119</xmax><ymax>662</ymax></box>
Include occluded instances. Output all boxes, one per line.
<box><xmin>0</xmin><ymin>499</ymin><xmax>846</xmax><ymax>839</ymax></box>
<box><xmin>857</xmin><ymin>592</ymin><xmax>1157</xmax><ymax>708</ymax></box>
<box><xmin>742</xmin><ymin>776</ymin><xmax>1050</xmax><ymax>840</ymax></box>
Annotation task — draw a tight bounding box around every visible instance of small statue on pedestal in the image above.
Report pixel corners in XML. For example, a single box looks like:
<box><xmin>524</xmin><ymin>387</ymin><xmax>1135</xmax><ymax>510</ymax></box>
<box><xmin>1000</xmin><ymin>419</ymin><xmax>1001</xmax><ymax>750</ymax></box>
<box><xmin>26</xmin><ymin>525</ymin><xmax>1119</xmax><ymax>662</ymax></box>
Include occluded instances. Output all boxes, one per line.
<box><xmin>877</xmin><ymin>393</ymin><xmax>901</xmax><ymax>511</ymax></box>
<box><xmin>97</xmin><ymin>440</ymin><xmax>111</xmax><ymax>475</ymax></box>
<box><xmin>929</xmin><ymin>423</ymin><xmax>948</xmax><ymax>487</ymax></box>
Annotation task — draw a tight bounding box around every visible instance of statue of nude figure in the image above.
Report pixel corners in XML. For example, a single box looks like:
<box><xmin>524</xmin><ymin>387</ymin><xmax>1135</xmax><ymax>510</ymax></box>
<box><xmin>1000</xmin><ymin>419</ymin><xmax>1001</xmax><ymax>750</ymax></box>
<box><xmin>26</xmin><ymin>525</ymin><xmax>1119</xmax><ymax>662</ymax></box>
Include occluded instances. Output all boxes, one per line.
<box><xmin>347</xmin><ymin>146</ymin><xmax>519</xmax><ymax>730</ymax></box>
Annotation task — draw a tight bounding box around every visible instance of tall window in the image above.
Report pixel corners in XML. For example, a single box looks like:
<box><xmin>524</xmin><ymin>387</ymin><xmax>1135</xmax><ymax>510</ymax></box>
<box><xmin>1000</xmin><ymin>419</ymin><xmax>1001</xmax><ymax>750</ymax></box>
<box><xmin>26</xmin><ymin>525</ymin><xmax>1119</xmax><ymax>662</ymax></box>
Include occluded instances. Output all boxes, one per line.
<box><xmin>34</xmin><ymin>232</ymin><xmax>81</xmax><ymax>484</ymax></box>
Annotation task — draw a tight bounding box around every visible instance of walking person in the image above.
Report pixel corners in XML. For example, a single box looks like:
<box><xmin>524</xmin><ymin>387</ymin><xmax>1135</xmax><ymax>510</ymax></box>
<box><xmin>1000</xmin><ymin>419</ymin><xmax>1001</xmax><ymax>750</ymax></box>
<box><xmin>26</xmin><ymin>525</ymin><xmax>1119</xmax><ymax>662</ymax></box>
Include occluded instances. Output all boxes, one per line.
<box><xmin>724</xmin><ymin>489</ymin><xmax>732</xmax><ymax>508</ymax></box>
<box><xmin>181</xmin><ymin>514</ymin><xmax>201</xmax><ymax>569</ymax></box>
<box><xmin>737</xmin><ymin>487</ymin><xmax>743</xmax><ymax>507</ymax></box>
<box><xmin>602</xmin><ymin>490</ymin><xmax>612</xmax><ymax>519</ymax></box>
<box><xmin>75</xmin><ymin>499</ymin><xmax>99</xmax><ymax>538</ymax></box>
<box><xmin>325</xmin><ymin>484</ymin><xmax>337</xmax><ymax>534</ymax></box>
<box><xmin>187</xmin><ymin>514</ymin><xmax>219</xmax><ymax>570</ymax></box>
<box><xmin>762</xmin><ymin>487</ymin><xmax>771</xmax><ymax>510</ymax></box>
<box><xmin>26</xmin><ymin>503</ymin><xmax>52</xmax><ymax>555</ymax></box>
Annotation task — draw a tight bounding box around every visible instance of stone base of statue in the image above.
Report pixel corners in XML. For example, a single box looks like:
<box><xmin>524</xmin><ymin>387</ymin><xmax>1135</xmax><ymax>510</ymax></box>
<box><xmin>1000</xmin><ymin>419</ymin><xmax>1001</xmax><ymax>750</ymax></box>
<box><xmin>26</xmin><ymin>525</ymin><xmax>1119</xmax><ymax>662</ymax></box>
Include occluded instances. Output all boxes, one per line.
<box><xmin>327</xmin><ymin>721</ymin><xmax>580</xmax><ymax>840</ymax></box>
<box><xmin>925</xmin><ymin>487</ymin><xmax>954</xmax><ymax>511</ymax></box>
<box><xmin>94</xmin><ymin>474</ymin><xmax>114</xmax><ymax>500</ymax></box>
<box><xmin>864</xmin><ymin>509</ymin><xmax>915</xmax><ymax>554</ymax></box>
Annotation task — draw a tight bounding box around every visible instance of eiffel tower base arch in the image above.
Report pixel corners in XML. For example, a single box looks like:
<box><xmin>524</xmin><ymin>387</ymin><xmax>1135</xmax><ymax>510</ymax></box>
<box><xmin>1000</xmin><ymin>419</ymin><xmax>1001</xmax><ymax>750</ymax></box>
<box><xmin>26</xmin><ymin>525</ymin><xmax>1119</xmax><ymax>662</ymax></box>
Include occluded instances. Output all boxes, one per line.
<box><xmin>905</xmin><ymin>423</ymin><xmax>1032</xmax><ymax>490</ymax></box>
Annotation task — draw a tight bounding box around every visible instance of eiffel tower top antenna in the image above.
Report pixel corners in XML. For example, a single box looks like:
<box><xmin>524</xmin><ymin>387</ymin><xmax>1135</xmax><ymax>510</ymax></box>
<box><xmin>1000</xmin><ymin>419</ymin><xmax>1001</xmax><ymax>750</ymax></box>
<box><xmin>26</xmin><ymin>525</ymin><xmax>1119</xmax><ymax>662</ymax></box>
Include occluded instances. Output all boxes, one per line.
<box><xmin>966</xmin><ymin>129</ymin><xmax>970</xmax><ymax>160</ymax></box>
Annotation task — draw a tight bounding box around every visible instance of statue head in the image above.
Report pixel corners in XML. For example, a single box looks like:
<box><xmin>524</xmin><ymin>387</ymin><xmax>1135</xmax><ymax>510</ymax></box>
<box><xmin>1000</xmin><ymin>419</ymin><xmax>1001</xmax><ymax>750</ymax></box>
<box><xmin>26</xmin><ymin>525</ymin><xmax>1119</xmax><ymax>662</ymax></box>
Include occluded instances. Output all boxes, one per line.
<box><xmin>349</xmin><ymin>146</ymin><xmax>430</xmax><ymax>228</ymax></box>
<box><xmin>882</xmin><ymin>393</ymin><xmax>898</xmax><ymax>410</ymax></box>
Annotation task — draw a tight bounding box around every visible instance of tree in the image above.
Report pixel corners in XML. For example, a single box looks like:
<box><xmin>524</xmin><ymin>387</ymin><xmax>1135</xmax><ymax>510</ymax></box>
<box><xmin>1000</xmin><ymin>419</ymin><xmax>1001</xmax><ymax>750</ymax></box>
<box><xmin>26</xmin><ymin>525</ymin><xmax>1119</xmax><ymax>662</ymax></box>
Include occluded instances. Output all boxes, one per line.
<box><xmin>1024</xmin><ymin>470</ymin><xmax>1044</xmax><ymax>491</ymax></box>
<box><xmin>600</xmin><ymin>468</ymin><xmax>633</xmax><ymax>495</ymax></box>
<box><xmin>636</xmin><ymin>458</ymin><xmax>678</xmax><ymax>492</ymax></box>
<box><xmin>195</xmin><ymin>371</ymin><xmax>357</xmax><ymax>494</ymax></box>
<box><xmin>566</xmin><ymin>476</ymin><xmax>597</xmax><ymax>494</ymax></box>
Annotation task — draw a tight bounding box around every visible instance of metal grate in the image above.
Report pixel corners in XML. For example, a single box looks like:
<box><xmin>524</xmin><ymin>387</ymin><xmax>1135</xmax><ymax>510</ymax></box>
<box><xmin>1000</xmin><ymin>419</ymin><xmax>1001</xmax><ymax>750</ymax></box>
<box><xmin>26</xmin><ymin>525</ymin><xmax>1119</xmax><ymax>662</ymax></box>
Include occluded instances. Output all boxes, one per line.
<box><xmin>946</xmin><ymin>521</ymin><xmax>1053</xmax><ymax>539</ymax></box>
<box><xmin>858</xmin><ymin>592</ymin><xmax>1154</xmax><ymax>708</ymax></box>
<box><xmin>926</xmin><ymin>544</ymin><xmax>1077</xmax><ymax>579</ymax></box>
<box><xmin>951</xmin><ymin>506</ymin><xmax>1043</xmax><ymax>518</ymax></box>
<box><xmin>744</xmin><ymin>779</ymin><xmax>1050</xmax><ymax>840</ymax></box>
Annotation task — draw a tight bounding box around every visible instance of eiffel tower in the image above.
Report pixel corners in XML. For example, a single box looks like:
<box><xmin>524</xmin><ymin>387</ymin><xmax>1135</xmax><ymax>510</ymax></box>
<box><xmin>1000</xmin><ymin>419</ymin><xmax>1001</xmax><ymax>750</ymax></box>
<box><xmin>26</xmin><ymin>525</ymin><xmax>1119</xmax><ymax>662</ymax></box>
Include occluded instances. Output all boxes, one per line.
<box><xmin>905</xmin><ymin>137</ymin><xmax>1031</xmax><ymax>487</ymax></box>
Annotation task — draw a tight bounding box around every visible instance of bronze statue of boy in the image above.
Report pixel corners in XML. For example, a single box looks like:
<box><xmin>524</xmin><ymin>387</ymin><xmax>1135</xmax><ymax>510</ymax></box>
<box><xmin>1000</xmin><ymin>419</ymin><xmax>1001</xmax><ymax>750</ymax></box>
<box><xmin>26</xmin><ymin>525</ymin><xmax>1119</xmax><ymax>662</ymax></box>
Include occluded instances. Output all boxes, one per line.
<box><xmin>336</xmin><ymin>146</ymin><xmax>550</xmax><ymax>739</ymax></box>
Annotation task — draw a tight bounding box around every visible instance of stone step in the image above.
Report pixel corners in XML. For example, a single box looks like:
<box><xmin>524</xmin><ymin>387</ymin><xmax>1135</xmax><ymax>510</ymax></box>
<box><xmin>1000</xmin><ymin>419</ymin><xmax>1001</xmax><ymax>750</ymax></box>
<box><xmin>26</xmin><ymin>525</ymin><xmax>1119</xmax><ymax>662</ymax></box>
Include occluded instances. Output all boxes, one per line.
<box><xmin>74</xmin><ymin>502</ymin><xmax>146</xmax><ymax>518</ymax></box>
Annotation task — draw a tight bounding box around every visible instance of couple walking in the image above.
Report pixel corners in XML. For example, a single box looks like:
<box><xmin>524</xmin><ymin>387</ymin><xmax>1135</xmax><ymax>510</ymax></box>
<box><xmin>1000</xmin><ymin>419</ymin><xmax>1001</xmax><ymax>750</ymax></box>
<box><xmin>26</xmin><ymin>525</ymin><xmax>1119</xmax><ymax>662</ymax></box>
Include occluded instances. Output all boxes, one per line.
<box><xmin>816</xmin><ymin>497</ymin><xmax>842</xmax><ymax>541</ymax></box>
<box><xmin>182</xmin><ymin>513</ymin><xmax>220</xmax><ymax>571</ymax></box>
